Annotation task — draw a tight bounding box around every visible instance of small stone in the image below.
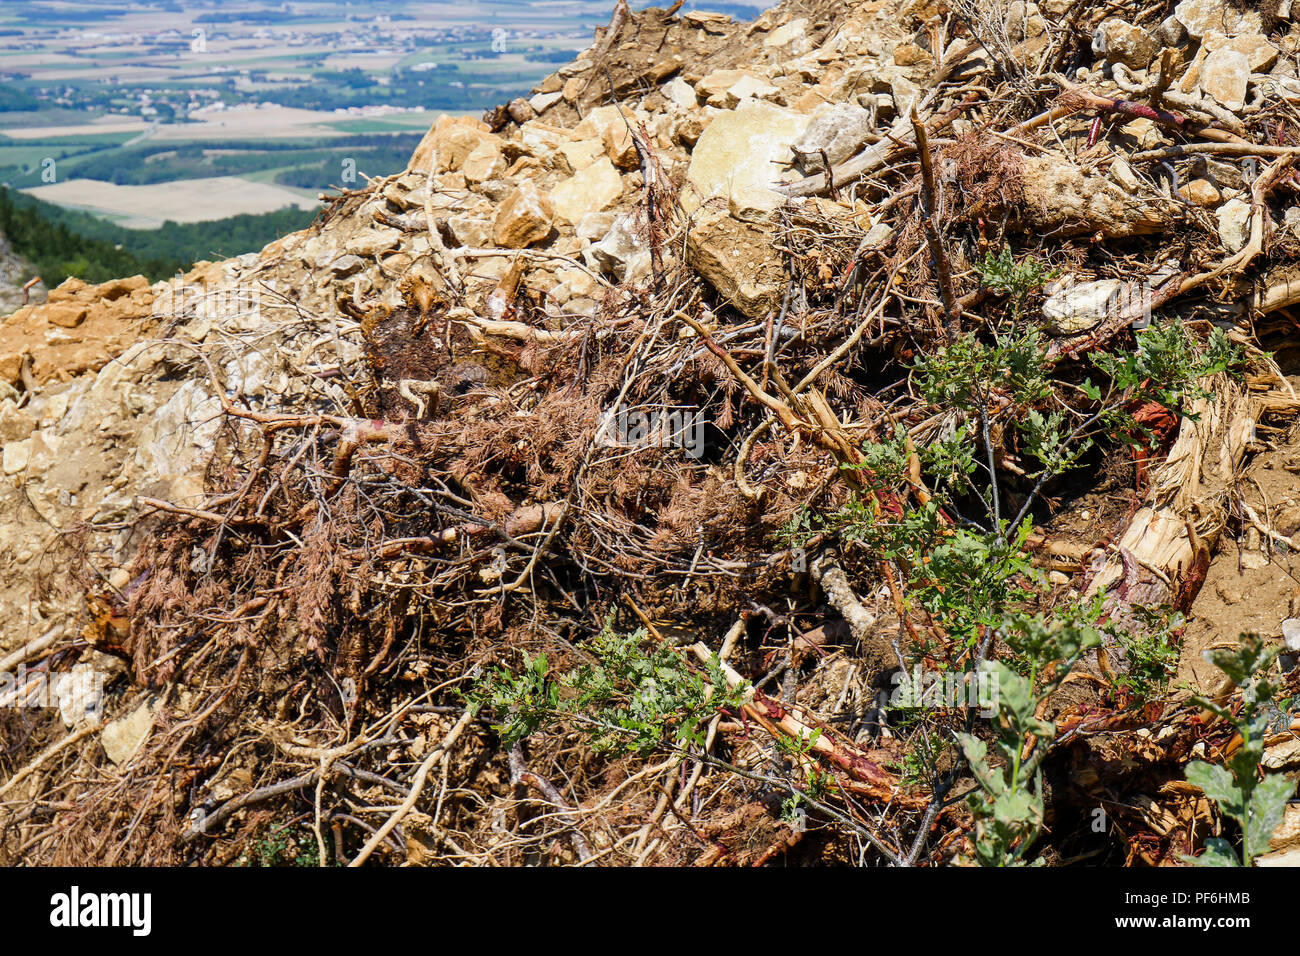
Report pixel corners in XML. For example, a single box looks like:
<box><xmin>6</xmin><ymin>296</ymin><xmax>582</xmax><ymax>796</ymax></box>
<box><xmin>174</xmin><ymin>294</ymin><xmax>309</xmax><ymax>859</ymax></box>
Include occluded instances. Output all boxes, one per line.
<box><xmin>1178</xmin><ymin>178</ymin><xmax>1222</xmax><ymax>206</ymax></box>
<box><xmin>892</xmin><ymin>41</ymin><xmax>931</xmax><ymax>66</ymax></box>
<box><xmin>1120</xmin><ymin>117</ymin><xmax>1164</xmax><ymax>149</ymax></box>
<box><xmin>663</xmin><ymin>77</ymin><xmax>698</xmax><ymax>109</ymax></box>
<box><xmin>1007</xmin><ymin>1</ymin><xmax>1048</xmax><ymax>38</ymax></box>
<box><xmin>723</xmin><ymin>74</ymin><xmax>781</xmax><ymax>108</ymax></box>
<box><xmin>1155</xmin><ymin>14</ymin><xmax>1189</xmax><ymax>46</ymax></box>
<box><xmin>345</xmin><ymin>227</ymin><xmax>402</xmax><ymax>258</ymax></box>
<box><xmin>101</xmin><ymin>699</ymin><xmax>157</xmax><ymax>766</ymax></box>
<box><xmin>1203</xmin><ymin>32</ymin><xmax>1279</xmax><ymax>73</ymax></box>
<box><xmin>45</xmin><ymin>302</ymin><xmax>88</xmax><ymax>328</ymax></box>
<box><xmin>1042</xmin><ymin>278</ymin><xmax>1125</xmax><ymax>334</ymax></box>
<box><xmin>1282</xmin><ymin>618</ymin><xmax>1300</xmax><ymax>651</ymax></box>
<box><xmin>697</xmin><ymin>69</ymin><xmax>762</xmax><ymax>106</ymax></box>
<box><xmin>529</xmin><ymin>90</ymin><xmax>564</xmax><ymax>114</ymax></box>
<box><xmin>446</xmin><ymin>217</ymin><xmax>493</xmax><ymax>248</ymax></box>
<box><xmin>561</xmin><ymin>76</ymin><xmax>585</xmax><ymax>102</ymax></box>
<box><xmin>549</xmin><ymin>157</ymin><xmax>625</xmax><ymax>226</ymax></box>
<box><xmin>493</xmin><ymin>180</ymin><xmax>555</xmax><ymax>248</ymax></box>
<box><xmin>557</xmin><ymin>138</ymin><xmax>604</xmax><ymax>173</ymax></box>
<box><xmin>46</xmin><ymin>277</ymin><xmax>89</xmax><ymax>303</ymax></box>
<box><xmin>1200</xmin><ymin>47</ymin><xmax>1250</xmax><ymax>112</ymax></box>
<box><xmin>575</xmin><ymin>211</ymin><xmax>617</xmax><ymax>242</ymax></box>
<box><xmin>1217</xmin><ymin>197</ymin><xmax>1251</xmax><ymax>252</ymax></box>
<box><xmin>763</xmin><ymin>18</ymin><xmax>808</xmax><ymax>49</ymax></box>
<box><xmin>460</xmin><ymin>140</ymin><xmax>505</xmax><ymax>183</ymax></box>
<box><xmin>1093</xmin><ymin>18</ymin><xmax>1160</xmax><ymax>69</ymax></box>
<box><xmin>3</xmin><ymin>439</ymin><xmax>31</xmax><ymax>475</ymax></box>
<box><xmin>891</xmin><ymin>74</ymin><xmax>921</xmax><ymax>118</ymax></box>
<box><xmin>506</xmin><ymin>97</ymin><xmax>534</xmax><ymax>124</ymax></box>
<box><xmin>1110</xmin><ymin>156</ymin><xmax>1140</xmax><ymax>191</ymax></box>
<box><xmin>0</xmin><ymin>401</ymin><xmax>36</xmax><ymax>443</ymax></box>
<box><xmin>328</xmin><ymin>254</ymin><xmax>365</xmax><ymax>276</ymax></box>
<box><xmin>1174</xmin><ymin>0</ymin><xmax>1261</xmax><ymax>39</ymax></box>
<box><xmin>601</xmin><ymin>122</ymin><xmax>640</xmax><ymax>169</ymax></box>
<box><xmin>686</xmin><ymin>209</ymin><xmax>786</xmax><ymax>318</ymax></box>
<box><xmin>478</xmin><ymin>179</ymin><xmax>513</xmax><ymax>202</ymax></box>
<box><xmin>587</xmin><ymin>212</ymin><xmax>653</xmax><ymax>284</ymax></box>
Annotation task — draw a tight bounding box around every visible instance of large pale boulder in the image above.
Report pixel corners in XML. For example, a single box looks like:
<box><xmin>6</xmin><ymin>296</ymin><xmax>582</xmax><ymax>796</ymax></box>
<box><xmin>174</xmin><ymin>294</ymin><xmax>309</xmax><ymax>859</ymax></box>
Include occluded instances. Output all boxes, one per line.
<box><xmin>683</xmin><ymin>101</ymin><xmax>812</xmax><ymax>217</ymax></box>
<box><xmin>549</xmin><ymin>158</ymin><xmax>625</xmax><ymax>226</ymax></box>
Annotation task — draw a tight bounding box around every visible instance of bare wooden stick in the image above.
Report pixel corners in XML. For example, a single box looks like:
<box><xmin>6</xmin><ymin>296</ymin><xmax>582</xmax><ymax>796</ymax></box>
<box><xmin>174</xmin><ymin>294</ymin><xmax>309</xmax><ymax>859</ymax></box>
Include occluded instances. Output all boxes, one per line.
<box><xmin>911</xmin><ymin>107</ymin><xmax>960</xmax><ymax>338</ymax></box>
<box><xmin>0</xmin><ymin>626</ymin><xmax>63</xmax><ymax>674</ymax></box>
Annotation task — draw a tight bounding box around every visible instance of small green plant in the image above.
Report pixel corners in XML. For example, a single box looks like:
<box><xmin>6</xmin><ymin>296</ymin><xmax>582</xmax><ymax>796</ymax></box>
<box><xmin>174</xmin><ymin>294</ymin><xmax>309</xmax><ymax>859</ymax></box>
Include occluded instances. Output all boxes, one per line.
<box><xmin>1110</xmin><ymin>607</ymin><xmax>1182</xmax><ymax>702</ymax></box>
<box><xmin>897</xmin><ymin>726</ymin><xmax>948</xmax><ymax>789</ymax></box>
<box><xmin>470</xmin><ymin>622</ymin><xmax>748</xmax><ymax>757</ymax></box>
<box><xmin>977</xmin><ymin>248</ymin><xmax>1056</xmax><ymax>312</ymax></box>
<box><xmin>238</xmin><ymin>822</ymin><xmax>322</xmax><ymax>867</ymax></box>
<box><xmin>1183</xmin><ymin>635</ymin><xmax>1297</xmax><ymax>867</ymax></box>
<box><xmin>780</xmin><ymin>760</ymin><xmax>836</xmax><ymax>825</ymax></box>
<box><xmin>1089</xmin><ymin>324</ymin><xmax>1241</xmax><ymax>439</ymax></box>
<box><xmin>957</xmin><ymin>612</ymin><xmax>1100</xmax><ymax>866</ymax></box>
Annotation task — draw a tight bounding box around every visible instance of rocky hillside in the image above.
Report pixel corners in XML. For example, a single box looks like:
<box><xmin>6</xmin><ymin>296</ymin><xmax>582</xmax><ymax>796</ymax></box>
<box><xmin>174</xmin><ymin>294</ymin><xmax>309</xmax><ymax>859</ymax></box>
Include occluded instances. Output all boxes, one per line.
<box><xmin>3</xmin><ymin>0</ymin><xmax>1300</xmax><ymax>867</ymax></box>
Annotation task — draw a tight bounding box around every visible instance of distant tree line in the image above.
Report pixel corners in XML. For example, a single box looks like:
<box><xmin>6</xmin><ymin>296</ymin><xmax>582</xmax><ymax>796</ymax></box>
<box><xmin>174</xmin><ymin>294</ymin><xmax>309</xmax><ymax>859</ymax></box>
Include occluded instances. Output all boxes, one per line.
<box><xmin>0</xmin><ymin>187</ymin><xmax>171</xmax><ymax>287</ymax></box>
<box><xmin>0</xmin><ymin>187</ymin><xmax>318</xmax><ymax>289</ymax></box>
<box><xmin>0</xmin><ymin>86</ymin><xmax>40</xmax><ymax>112</ymax></box>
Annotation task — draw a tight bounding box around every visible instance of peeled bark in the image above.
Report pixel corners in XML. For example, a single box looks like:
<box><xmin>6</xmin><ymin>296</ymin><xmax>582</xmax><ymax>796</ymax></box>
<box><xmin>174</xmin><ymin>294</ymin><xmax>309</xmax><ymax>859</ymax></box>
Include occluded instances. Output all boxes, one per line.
<box><xmin>1081</xmin><ymin>374</ymin><xmax>1297</xmax><ymax>681</ymax></box>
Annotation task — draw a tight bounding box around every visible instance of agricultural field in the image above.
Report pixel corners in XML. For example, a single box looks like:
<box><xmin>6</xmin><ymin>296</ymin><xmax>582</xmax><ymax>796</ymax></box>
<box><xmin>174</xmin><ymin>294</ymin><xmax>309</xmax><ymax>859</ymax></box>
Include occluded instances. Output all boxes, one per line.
<box><xmin>0</xmin><ymin>0</ymin><xmax>772</xmax><ymax>285</ymax></box>
<box><xmin>0</xmin><ymin>0</ymin><xmax>745</xmax><ymax>228</ymax></box>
